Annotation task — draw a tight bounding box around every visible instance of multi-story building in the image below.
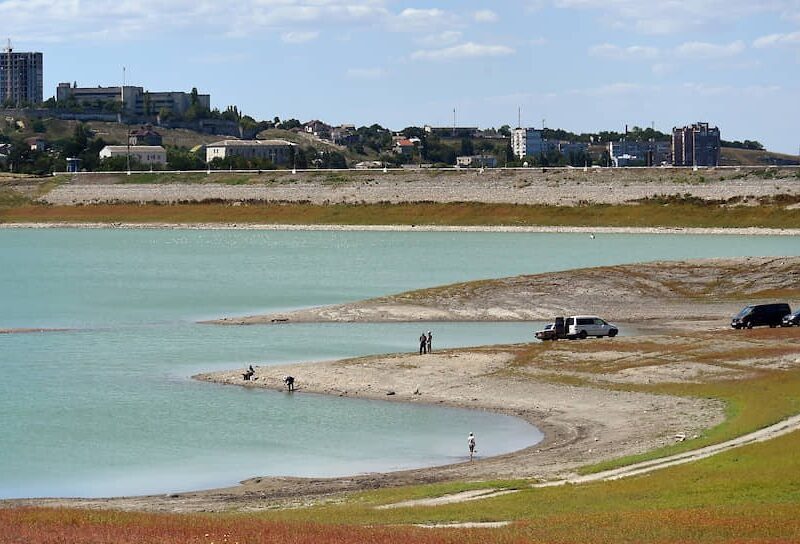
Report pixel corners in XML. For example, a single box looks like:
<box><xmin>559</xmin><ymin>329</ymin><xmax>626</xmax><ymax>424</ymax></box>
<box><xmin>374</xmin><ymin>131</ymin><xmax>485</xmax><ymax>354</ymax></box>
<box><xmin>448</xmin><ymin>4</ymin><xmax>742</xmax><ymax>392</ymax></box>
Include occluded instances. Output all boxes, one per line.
<box><xmin>511</xmin><ymin>128</ymin><xmax>555</xmax><ymax>159</ymax></box>
<box><xmin>99</xmin><ymin>145</ymin><xmax>167</xmax><ymax>166</ymax></box>
<box><xmin>672</xmin><ymin>122</ymin><xmax>721</xmax><ymax>167</ymax></box>
<box><xmin>456</xmin><ymin>155</ymin><xmax>497</xmax><ymax>168</ymax></box>
<box><xmin>423</xmin><ymin>125</ymin><xmax>479</xmax><ymax>139</ymax></box>
<box><xmin>0</xmin><ymin>48</ymin><xmax>43</xmax><ymax>105</ymax></box>
<box><xmin>205</xmin><ymin>140</ymin><xmax>295</xmax><ymax>165</ymax></box>
<box><xmin>56</xmin><ymin>83</ymin><xmax>210</xmax><ymax>116</ymax></box>
<box><xmin>609</xmin><ymin>140</ymin><xmax>671</xmax><ymax>166</ymax></box>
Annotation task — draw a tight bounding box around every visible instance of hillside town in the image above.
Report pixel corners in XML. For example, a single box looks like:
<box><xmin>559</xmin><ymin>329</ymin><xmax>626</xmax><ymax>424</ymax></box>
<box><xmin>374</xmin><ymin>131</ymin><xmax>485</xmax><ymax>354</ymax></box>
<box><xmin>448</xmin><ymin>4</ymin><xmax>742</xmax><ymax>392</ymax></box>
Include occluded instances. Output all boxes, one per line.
<box><xmin>0</xmin><ymin>44</ymin><xmax>792</xmax><ymax>174</ymax></box>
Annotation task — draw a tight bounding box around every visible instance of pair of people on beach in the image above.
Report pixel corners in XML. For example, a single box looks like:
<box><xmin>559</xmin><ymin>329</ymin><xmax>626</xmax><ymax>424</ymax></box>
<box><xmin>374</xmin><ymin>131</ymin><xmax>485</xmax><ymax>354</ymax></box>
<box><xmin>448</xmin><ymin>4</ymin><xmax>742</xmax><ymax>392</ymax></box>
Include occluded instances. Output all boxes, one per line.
<box><xmin>419</xmin><ymin>331</ymin><xmax>433</xmax><ymax>354</ymax></box>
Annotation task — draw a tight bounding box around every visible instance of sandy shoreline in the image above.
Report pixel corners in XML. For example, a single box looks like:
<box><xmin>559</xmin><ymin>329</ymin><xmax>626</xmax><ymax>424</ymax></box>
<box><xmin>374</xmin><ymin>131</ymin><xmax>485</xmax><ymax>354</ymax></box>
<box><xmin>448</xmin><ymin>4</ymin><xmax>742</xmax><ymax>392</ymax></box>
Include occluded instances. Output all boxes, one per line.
<box><xmin>2</xmin><ymin>222</ymin><xmax>799</xmax><ymax>236</ymax></box>
<box><xmin>3</xmin><ymin>257</ymin><xmax>799</xmax><ymax>514</ymax></box>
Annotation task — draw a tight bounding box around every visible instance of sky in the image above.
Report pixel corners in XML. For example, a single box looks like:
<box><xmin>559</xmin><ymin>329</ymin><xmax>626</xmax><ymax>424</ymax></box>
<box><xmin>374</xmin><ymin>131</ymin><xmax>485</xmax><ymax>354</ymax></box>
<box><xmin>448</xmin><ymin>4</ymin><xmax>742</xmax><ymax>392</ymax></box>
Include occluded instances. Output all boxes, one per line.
<box><xmin>2</xmin><ymin>0</ymin><xmax>800</xmax><ymax>153</ymax></box>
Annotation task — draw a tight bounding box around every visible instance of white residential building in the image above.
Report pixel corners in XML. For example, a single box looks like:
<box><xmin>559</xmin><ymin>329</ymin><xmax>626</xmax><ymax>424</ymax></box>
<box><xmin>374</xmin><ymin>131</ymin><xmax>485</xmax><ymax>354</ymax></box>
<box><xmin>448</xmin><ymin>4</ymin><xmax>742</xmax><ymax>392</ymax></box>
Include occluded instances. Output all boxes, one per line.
<box><xmin>99</xmin><ymin>145</ymin><xmax>167</xmax><ymax>166</ymax></box>
<box><xmin>511</xmin><ymin>127</ymin><xmax>547</xmax><ymax>159</ymax></box>
<box><xmin>456</xmin><ymin>155</ymin><xmax>497</xmax><ymax>168</ymax></box>
<box><xmin>205</xmin><ymin>140</ymin><xmax>296</xmax><ymax>165</ymax></box>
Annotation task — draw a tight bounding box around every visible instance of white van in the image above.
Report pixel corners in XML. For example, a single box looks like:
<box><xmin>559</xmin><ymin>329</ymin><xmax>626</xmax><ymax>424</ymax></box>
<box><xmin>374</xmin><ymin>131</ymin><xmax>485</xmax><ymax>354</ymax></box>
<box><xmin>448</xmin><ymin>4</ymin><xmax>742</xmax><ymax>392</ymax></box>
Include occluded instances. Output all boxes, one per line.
<box><xmin>565</xmin><ymin>316</ymin><xmax>618</xmax><ymax>339</ymax></box>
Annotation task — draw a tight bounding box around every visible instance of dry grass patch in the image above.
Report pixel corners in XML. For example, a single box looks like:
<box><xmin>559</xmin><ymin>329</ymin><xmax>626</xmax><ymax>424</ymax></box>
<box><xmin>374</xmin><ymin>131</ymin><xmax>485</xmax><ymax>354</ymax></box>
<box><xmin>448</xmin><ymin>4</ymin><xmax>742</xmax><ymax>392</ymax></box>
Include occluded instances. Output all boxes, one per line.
<box><xmin>505</xmin><ymin>329</ymin><xmax>800</xmax><ymax>385</ymax></box>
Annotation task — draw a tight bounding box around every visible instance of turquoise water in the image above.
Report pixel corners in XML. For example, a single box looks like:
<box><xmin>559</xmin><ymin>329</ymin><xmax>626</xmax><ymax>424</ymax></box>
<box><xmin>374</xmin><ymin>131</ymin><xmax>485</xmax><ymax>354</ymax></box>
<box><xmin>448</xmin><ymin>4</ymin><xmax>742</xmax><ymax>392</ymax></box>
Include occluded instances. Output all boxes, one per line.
<box><xmin>1</xmin><ymin>229</ymin><xmax>798</xmax><ymax>499</ymax></box>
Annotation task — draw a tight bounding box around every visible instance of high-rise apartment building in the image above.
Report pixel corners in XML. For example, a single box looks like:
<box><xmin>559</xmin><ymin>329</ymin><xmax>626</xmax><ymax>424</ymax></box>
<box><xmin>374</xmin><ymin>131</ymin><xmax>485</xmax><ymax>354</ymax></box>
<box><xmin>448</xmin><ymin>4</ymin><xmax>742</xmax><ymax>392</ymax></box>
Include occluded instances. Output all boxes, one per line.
<box><xmin>672</xmin><ymin>122</ymin><xmax>721</xmax><ymax>167</ymax></box>
<box><xmin>511</xmin><ymin>127</ymin><xmax>546</xmax><ymax>159</ymax></box>
<box><xmin>0</xmin><ymin>45</ymin><xmax>44</xmax><ymax>106</ymax></box>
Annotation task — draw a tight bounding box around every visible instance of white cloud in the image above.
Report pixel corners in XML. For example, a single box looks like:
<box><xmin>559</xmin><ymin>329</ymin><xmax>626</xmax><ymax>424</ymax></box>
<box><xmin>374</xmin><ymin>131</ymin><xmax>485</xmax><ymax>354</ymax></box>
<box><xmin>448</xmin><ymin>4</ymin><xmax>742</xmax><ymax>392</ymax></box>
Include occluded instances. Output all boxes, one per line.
<box><xmin>410</xmin><ymin>42</ymin><xmax>515</xmax><ymax>61</ymax></box>
<box><xmin>651</xmin><ymin>63</ymin><xmax>674</xmax><ymax>76</ymax></box>
<box><xmin>680</xmin><ymin>82</ymin><xmax>782</xmax><ymax>96</ymax></box>
<box><xmin>574</xmin><ymin>82</ymin><xmax>645</xmax><ymax>96</ymax></box>
<box><xmin>473</xmin><ymin>9</ymin><xmax>499</xmax><ymax>23</ymax></box>
<box><xmin>589</xmin><ymin>43</ymin><xmax>660</xmax><ymax>60</ymax></box>
<box><xmin>674</xmin><ymin>40</ymin><xmax>745</xmax><ymax>59</ymax></box>
<box><xmin>0</xmin><ymin>0</ymin><xmax>392</xmax><ymax>42</ymax></box>
<box><xmin>754</xmin><ymin>31</ymin><xmax>800</xmax><ymax>48</ymax></box>
<box><xmin>554</xmin><ymin>0</ymin><xmax>796</xmax><ymax>34</ymax></box>
<box><xmin>281</xmin><ymin>31</ymin><xmax>319</xmax><ymax>44</ymax></box>
<box><xmin>346</xmin><ymin>67</ymin><xmax>386</xmax><ymax>79</ymax></box>
<box><xmin>418</xmin><ymin>31</ymin><xmax>463</xmax><ymax>47</ymax></box>
<box><xmin>391</xmin><ymin>7</ymin><xmax>449</xmax><ymax>31</ymax></box>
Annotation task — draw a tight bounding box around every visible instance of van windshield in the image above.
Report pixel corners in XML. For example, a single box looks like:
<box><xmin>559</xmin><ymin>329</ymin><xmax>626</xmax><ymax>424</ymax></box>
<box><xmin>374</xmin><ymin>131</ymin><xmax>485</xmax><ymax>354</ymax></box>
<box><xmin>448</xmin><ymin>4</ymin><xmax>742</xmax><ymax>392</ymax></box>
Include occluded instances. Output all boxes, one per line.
<box><xmin>735</xmin><ymin>306</ymin><xmax>753</xmax><ymax>318</ymax></box>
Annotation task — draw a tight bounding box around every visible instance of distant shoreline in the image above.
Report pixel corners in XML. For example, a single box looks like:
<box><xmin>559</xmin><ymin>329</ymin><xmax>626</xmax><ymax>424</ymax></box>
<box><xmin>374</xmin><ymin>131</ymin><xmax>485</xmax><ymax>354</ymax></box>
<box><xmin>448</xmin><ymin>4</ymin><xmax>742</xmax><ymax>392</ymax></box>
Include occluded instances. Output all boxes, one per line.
<box><xmin>2</xmin><ymin>222</ymin><xmax>799</xmax><ymax>236</ymax></box>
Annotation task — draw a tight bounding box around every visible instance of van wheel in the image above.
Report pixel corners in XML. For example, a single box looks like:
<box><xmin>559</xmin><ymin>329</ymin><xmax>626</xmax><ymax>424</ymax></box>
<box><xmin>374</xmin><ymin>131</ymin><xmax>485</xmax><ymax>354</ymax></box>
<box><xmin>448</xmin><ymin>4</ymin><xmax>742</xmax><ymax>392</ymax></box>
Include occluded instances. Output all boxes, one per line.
<box><xmin>578</xmin><ymin>330</ymin><xmax>588</xmax><ymax>339</ymax></box>
<box><xmin>746</xmin><ymin>322</ymin><xmax>753</xmax><ymax>329</ymax></box>
<box><xmin>609</xmin><ymin>329</ymin><xmax>618</xmax><ymax>337</ymax></box>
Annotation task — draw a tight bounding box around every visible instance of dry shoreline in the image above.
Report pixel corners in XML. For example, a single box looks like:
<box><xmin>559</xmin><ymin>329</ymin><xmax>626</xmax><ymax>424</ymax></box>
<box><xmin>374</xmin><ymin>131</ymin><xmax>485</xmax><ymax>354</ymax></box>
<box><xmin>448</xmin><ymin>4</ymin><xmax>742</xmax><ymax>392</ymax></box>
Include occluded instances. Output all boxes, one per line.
<box><xmin>1</xmin><ymin>222</ymin><xmax>800</xmax><ymax>236</ymax></box>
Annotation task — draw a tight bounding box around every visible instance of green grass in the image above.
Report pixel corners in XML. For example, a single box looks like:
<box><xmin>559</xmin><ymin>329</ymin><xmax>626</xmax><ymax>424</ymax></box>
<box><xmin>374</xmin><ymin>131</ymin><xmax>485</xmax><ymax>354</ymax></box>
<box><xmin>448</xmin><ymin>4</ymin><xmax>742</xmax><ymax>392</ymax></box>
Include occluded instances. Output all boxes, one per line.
<box><xmin>116</xmin><ymin>172</ymin><xmax>277</xmax><ymax>185</ymax></box>
<box><xmin>504</xmin><ymin>336</ymin><xmax>800</xmax><ymax>475</ymax></box>
<box><xmin>0</xmin><ymin>188</ymin><xmax>33</xmax><ymax>207</ymax></box>
<box><xmin>247</xmin><ymin>430</ymin><xmax>800</xmax><ymax>534</ymax></box>
<box><xmin>2</xmin><ymin>201</ymin><xmax>799</xmax><ymax>228</ymax></box>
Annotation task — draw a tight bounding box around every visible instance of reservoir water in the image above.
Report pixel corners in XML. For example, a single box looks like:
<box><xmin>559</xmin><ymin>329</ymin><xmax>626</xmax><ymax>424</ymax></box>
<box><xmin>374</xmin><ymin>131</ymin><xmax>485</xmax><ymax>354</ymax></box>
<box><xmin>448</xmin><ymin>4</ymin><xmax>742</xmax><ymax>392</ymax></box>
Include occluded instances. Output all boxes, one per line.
<box><xmin>1</xmin><ymin>229</ymin><xmax>798</xmax><ymax>499</ymax></box>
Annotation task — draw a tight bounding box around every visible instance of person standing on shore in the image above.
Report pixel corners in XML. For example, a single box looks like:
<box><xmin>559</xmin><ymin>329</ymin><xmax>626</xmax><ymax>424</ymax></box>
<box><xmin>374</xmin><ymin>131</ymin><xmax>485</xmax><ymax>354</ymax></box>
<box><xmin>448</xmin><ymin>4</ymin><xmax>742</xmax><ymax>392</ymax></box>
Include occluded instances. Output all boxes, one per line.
<box><xmin>468</xmin><ymin>432</ymin><xmax>476</xmax><ymax>461</ymax></box>
<box><xmin>426</xmin><ymin>331</ymin><xmax>433</xmax><ymax>354</ymax></box>
<box><xmin>419</xmin><ymin>332</ymin><xmax>427</xmax><ymax>354</ymax></box>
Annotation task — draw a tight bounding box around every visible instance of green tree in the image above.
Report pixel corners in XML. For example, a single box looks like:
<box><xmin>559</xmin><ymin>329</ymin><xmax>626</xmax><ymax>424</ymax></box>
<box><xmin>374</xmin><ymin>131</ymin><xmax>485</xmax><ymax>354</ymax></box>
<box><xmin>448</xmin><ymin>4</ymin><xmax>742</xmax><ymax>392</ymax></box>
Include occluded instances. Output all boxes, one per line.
<box><xmin>167</xmin><ymin>148</ymin><xmax>205</xmax><ymax>170</ymax></box>
<box><xmin>291</xmin><ymin>146</ymin><xmax>309</xmax><ymax>169</ymax></box>
<box><xmin>460</xmin><ymin>138</ymin><xmax>474</xmax><ymax>156</ymax></box>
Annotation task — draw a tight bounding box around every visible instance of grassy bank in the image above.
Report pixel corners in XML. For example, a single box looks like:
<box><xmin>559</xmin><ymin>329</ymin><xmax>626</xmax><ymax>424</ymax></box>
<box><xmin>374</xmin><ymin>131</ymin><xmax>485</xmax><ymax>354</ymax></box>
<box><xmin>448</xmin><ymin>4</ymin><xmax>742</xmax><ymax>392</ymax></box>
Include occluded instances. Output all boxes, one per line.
<box><xmin>2</xmin><ymin>200</ymin><xmax>800</xmax><ymax>228</ymax></box>
<box><xmin>5</xmin><ymin>432</ymin><xmax>799</xmax><ymax>542</ymax></box>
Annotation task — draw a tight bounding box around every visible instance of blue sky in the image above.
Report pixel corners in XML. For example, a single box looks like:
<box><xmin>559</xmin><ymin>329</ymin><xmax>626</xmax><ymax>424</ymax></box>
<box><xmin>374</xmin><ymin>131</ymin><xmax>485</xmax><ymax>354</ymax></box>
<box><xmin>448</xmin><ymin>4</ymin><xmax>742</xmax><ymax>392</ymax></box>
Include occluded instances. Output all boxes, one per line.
<box><xmin>3</xmin><ymin>0</ymin><xmax>800</xmax><ymax>153</ymax></box>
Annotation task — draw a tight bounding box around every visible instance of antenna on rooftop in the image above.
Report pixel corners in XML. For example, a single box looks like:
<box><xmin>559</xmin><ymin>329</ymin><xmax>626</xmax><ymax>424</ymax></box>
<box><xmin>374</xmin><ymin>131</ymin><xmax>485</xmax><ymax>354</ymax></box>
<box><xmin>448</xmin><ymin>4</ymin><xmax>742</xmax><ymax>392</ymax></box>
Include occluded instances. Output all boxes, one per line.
<box><xmin>518</xmin><ymin>107</ymin><xmax>521</xmax><ymax>129</ymax></box>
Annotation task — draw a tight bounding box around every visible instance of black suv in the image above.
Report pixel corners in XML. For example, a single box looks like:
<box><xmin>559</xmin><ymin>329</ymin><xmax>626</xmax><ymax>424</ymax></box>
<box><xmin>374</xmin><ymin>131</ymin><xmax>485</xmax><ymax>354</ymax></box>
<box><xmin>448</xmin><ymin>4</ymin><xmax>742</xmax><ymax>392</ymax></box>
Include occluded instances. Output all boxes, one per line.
<box><xmin>782</xmin><ymin>309</ymin><xmax>800</xmax><ymax>327</ymax></box>
<box><xmin>731</xmin><ymin>303</ymin><xmax>791</xmax><ymax>329</ymax></box>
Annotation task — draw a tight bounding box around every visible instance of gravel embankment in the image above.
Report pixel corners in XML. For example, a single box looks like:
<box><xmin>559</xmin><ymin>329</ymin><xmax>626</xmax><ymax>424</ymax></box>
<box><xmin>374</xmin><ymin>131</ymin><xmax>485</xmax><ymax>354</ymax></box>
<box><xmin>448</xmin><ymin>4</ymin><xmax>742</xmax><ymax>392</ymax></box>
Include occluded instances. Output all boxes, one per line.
<box><xmin>40</xmin><ymin>169</ymin><xmax>800</xmax><ymax>206</ymax></box>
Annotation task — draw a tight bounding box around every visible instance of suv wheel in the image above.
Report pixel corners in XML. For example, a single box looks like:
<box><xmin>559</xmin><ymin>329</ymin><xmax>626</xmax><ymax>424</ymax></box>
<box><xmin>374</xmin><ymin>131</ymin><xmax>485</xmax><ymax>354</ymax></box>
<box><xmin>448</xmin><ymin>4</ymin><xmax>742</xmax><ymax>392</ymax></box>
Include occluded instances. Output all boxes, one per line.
<box><xmin>578</xmin><ymin>330</ymin><xmax>588</xmax><ymax>339</ymax></box>
<box><xmin>608</xmin><ymin>329</ymin><xmax>618</xmax><ymax>337</ymax></box>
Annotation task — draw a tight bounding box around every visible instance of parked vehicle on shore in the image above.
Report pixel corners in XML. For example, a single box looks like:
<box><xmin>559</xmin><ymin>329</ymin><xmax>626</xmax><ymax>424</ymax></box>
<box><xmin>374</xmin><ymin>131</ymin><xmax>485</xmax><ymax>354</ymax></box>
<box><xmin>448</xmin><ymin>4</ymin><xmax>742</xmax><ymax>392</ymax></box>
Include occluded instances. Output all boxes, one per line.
<box><xmin>566</xmin><ymin>316</ymin><xmax>619</xmax><ymax>339</ymax></box>
<box><xmin>536</xmin><ymin>316</ymin><xmax>619</xmax><ymax>340</ymax></box>
<box><xmin>782</xmin><ymin>309</ymin><xmax>800</xmax><ymax>327</ymax></box>
<box><xmin>535</xmin><ymin>323</ymin><xmax>557</xmax><ymax>341</ymax></box>
<box><xmin>731</xmin><ymin>303</ymin><xmax>791</xmax><ymax>329</ymax></box>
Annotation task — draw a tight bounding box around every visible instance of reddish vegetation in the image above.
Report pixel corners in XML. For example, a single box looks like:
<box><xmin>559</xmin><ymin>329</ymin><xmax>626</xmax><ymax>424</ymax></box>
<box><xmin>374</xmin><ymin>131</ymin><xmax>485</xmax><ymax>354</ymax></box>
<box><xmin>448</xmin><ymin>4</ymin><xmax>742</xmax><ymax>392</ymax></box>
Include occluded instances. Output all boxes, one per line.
<box><xmin>4</xmin><ymin>505</ymin><xmax>800</xmax><ymax>544</ymax></box>
<box><xmin>0</xmin><ymin>508</ymin><xmax>502</xmax><ymax>544</ymax></box>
